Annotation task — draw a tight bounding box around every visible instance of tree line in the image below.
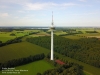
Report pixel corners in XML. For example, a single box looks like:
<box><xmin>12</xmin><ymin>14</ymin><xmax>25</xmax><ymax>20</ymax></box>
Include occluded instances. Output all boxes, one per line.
<box><xmin>26</xmin><ymin>35</ymin><xmax>100</xmax><ymax>68</ymax></box>
<box><xmin>0</xmin><ymin>31</ymin><xmax>40</xmax><ymax>47</ymax></box>
<box><xmin>0</xmin><ymin>53</ymin><xmax>45</xmax><ymax>70</ymax></box>
<box><xmin>37</xmin><ymin>58</ymin><xmax>83</xmax><ymax>75</ymax></box>
<box><xmin>0</xmin><ymin>37</ymin><xmax>22</xmax><ymax>47</ymax></box>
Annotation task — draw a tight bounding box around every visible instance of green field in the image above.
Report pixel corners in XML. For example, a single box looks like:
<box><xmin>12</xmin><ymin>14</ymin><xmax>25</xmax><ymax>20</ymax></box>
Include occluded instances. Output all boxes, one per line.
<box><xmin>0</xmin><ymin>60</ymin><xmax>54</xmax><ymax>75</ymax></box>
<box><xmin>0</xmin><ymin>41</ymin><xmax>100</xmax><ymax>75</ymax></box>
<box><xmin>29</xmin><ymin>31</ymin><xmax>50</xmax><ymax>37</ymax></box>
<box><xmin>54</xmin><ymin>31</ymin><xmax>67</xmax><ymax>35</ymax></box>
<box><xmin>0</xmin><ymin>42</ymin><xmax>50</xmax><ymax>63</ymax></box>
<box><xmin>0</xmin><ymin>30</ymin><xmax>40</xmax><ymax>42</ymax></box>
<box><xmin>0</xmin><ymin>30</ymin><xmax>100</xmax><ymax>75</ymax></box>
<box><xmin>76</xmin><ymin>28</ymin><xmax>100</xmax><ymax>34</ymax></box>
<box><xmin>59</xmin><ymin>55</ymin><xmax>100</xmax><ymax>75</ymax></box>
<box><xmin>76</xmin><ymin>33</ymin><xmax>100</xmax><ymax>36</ymax></box>
<box><xmin>0</xmin><ymin>32</ymin><xmax>16</xmax><ymax>42</ymax></box>
<box><xmin>63</xmin><ymin>33</ymin><xmax>100</xmax><ymax>39</ymax></box>
<box><xmin>83</xmin><ymin>70</ymin><xmax>93</xmax><ymax>75</ymax></box>
<box><xmin>63</xmin><ymin>35</ymin><xmax>82</xmax><ymax>39</ymax></box>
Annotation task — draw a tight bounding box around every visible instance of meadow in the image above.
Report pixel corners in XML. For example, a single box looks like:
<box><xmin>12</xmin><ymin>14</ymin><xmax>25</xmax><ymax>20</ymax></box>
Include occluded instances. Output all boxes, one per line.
<box><xmin>0</xmin><ymin>30</ymin><xmax>40</xmax><ymax>42</ymax></box>
<box><xmin>0</xmin><ymin>29</ymin><xmax>100</xmax><ymax>75</ymax></box>
<box><xmin>63</xmin><ymin>35</ymin><xmax>82</xmax><ymax>39</ymax></box>
<box><xmin>0</xmin><ymin>32</ymin><xmax>15</xmax><ymax>42</ymax></box>
<box><xmin>29</xmin><ymin>31</ymin><xmax>50</xmax><ymax>37</ymax></box>
<box><xmin>54</xmin><ymin>30</ymin><xmax>67</xmax><ymax>35</ymax></box>
<box><xmin>0</xmin><ymin>42</ymin><xmax>50</xmax><ymax>63</ymax></box>
<box><xmin>58</xmin><ymin>55</ymin><xmax>100</xmax><ymax>75</ymax></box>
<box><xmin>0</xmin><ymin>41</ymin><xmax>100</xmax><ymax>75</ymax></box>
<box><xmin>75</xmin><ymin>28</ymin><xmax>100</xmax><ymax>38</ymax></box>
<box><xmin>0</xmin><ymin>60</ymin><xmax>54</xmax><ymax>75</ymax></box>
<box><xmin>53</xmin><ymin>29</ymin><xmax>100</xmax><ymax>40</ymax></box>
<box><xmin>62</xmin><ymin>33</ymin><xmax>100</xmax><ymax>39</ymax></box>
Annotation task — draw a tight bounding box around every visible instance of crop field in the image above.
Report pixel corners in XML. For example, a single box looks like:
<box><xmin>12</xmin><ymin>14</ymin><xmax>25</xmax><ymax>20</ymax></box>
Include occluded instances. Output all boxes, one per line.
<box><xmin>76</xmin><ymin>28</ymin><xmax>95</xmax><ymax>33</ymax></box>
<box><xmin>63</xmin><ymin>35</ymin><xmax>82</xmax><ymax>39</ymax></box>
<box><xmin>57</xmin><ymin>55</ymin><xmax>100</xmax><ymax>75</ymax></box>
<box><xmin>0</xmin><ymin>42</ymin><xmax>50</xmax><ymax>63</ymax></box>
<box><xmin>36</xmin><ymin>31</ymin><xmax>49</xmax><ymax>34</ymax></box>
<box><xmin>83</xmin><ymin>70</ymin><xmax>93</xmax><ymax>75</ymax></box>
<box><xmin>13</xmin><ymin>29</ymin><xmax>39</xmax><ymax>33</ymax></box>
<box><xmin>28</xmin><ymin>34</ymin><xmax>40</xmax><ymax>37</ymax></box>
<box><xmin>0</xmin><ymin>60</ymin><xmax>54</xmax><ymax>75</ymax></box>
<box><xmin>29</xmin><ymin>31</ymin><xmax>50</xmax><ymax>37</ymax></box>
<box><xmin>76</xmin><ymin>33</ymin><xmax>100</xmax><ymax>36</ymax></box>
<box><xmin>0</xmin><ymin>30</ymin><xmax>40</xmax><ymax>42</ymax></box>
<box><xmin>0</xmin><ymin>41</ymin><xmax>100</xmax><ymax>75</ymax></box>
<box><xmin>75</xmin><ymin>33</ymin><xmax>100</xmax><ymax>38</ymax></box>
<box><xmin>76</xmin><ymin>28</ymin><xmax>100</xmax><ymax>33</ymax></box>
<box><xmin>53</xmin><ymin>30</ymin><xmax>100</xmax><ymax>39</ymax></box>
<box><xmin>0</xmin><ymin>36</ymin><xmax>15</xmax><ymax>43</ymax></box>
<box><xmin>0</xmin><ymin>29</ymin><xmax>100</xmax><ymax>75</ymax></box>
<box><xmin>54</xmin><ymin>31</ymin><xmax>67</xmax><ymax>35</ymax></box>
<box><xmin>0</xmin><ymin>32</ymin><xmax>15</xmax><ymax>42</ymax></box>
<box><xmin>12</xmin><ymin>30</ymin><xmax>40</xmax><ymax>37</ymax></box>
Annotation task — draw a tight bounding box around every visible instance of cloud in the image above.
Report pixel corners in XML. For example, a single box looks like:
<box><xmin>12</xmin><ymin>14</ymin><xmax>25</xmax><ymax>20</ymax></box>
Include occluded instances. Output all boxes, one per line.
<box><xmin>61</xmin><ymin>3</ymin><xmax>77</xmax><ymax>6</ymax></box>
<box><xmin>0</xmin><ymin>13</ymin><xmax>9</xmax><ymax>17</ymax></box>
<box><xmin>0</xmin><ymin>5</ymin><xmax>8</xmax><ymax>8</ymax></box>
<box><xmin>23</xmin><ymin>2</ymin><xmax>77</xmax><ymax>10</ymax></box>
<box><xmin>23</xmin><ymin>2</ymin><xmax>58</xmax><ymax>10</ymax></box>
<box><xmin>0</xmin><ymin>0</ymin><xmax>78</xmax><ymax>10</ymax></box>
<box><xmin>0</xmin><ymin>0</ymin><xmax>29</xmax><ymax>9</ymax></box>
<box><xmin>18</xmin><ymin>10</ymin><xmax>26</xmax><ymax>13</ymax></box>
<box><xmin>0</xmin><ymin>0</ymin><xmax>29</xmax><ymax>4</ymax></box>
<box><xmin>14</xmin><ymin>16</ymin><xmax>19</xmax><ymax>19</ymax></box>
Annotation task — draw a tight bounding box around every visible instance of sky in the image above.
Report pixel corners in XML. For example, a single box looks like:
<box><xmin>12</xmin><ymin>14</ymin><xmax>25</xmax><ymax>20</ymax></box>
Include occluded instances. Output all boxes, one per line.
<box><xmin>0</xmin><ymin>0</ymin><xmax>100</xmax><ymax>27</ymax></box>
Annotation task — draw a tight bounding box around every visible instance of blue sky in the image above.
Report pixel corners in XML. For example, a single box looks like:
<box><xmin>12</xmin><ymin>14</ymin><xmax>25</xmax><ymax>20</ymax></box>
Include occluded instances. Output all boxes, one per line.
<box><xmin>0</xmin><ymin>0</ymin><xmax>100</xmax><ymax>27</ymax></box>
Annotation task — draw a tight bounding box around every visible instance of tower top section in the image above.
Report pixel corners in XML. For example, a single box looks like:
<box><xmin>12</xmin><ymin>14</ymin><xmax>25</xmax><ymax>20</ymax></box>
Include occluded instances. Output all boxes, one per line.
<box><xmin>50</xmin><ymin>11</ymin><xmax>55</xmax><ymax>30</ymax></box>
<box><xmin>52</xmin><ymin>11</ymin><xmax>54</xmax><ymax>26</ymax></box>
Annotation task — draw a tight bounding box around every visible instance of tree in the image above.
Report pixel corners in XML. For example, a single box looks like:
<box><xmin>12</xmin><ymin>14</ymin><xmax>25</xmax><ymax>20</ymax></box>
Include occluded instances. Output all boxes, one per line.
<box><xmin>10</xmin><ymin>33</ymin><xmax>16</xmax><ymax>36</ymax></box>
<box><xmin>37</xmin><ymin>73</ymin><xmax>42</xmax><ymax>75</ymax></box>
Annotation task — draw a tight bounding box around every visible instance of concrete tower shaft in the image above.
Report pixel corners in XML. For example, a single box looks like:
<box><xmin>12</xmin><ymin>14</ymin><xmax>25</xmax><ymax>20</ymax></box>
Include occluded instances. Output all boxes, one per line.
<box><xmin>50</xmin><ymin>11</ymin><xmax>55</xmax><ymax>60</ymax></box>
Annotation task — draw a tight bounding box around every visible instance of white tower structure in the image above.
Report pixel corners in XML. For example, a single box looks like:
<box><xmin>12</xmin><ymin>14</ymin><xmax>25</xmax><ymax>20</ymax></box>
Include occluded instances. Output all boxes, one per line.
<box><xmin>50</xmin><ymin>11</ymin><xmax>55</xmax><ymax>60</ymax></box>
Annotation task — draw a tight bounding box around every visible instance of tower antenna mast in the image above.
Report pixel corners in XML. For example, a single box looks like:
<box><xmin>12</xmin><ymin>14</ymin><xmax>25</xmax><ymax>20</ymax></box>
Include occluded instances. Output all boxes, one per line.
<box><xmin>52</xmin><ymin>11</ymin><xmax>54</xmax><ymax>26</ymax></box>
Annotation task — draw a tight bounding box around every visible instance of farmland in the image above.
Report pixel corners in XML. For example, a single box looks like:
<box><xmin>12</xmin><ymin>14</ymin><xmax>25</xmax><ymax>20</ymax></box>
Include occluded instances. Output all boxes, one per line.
<box><xmin>16</xmin><ymin>60</ymin><xmax>55</xmax><ymax>75</ymax></box>
<box><xmin>0</xmin><ymin>60</ymin><xmax>54</xmax><ymax>75</ymax></box>
<box><xmin>0</xmin><ymin>32</ymin><xmax>15</xmax><ymax>42</ymax></box>
<box><xmin>26</xmin><ymin>35</ymin><xmax>100</xmax><ymax>75</ymax></box>
<box><xmin>0</xmin><ymin>28</ymin><xmax>100</xmax><ymax>75</ymax></box>
<box><xmin>0</xmin><ymin>42</ymin><xmax>50</xmax><ymax>63</ymax></box>
<box><xmin>63</xmin><ymin>35</ymin><xmax>82</xmax><ymax>39</ymax></box>
<box><xmin>0</xmin><ymin>30</ymin><xmax>40</xmax><ymax>42</ymax></box>
<box><xmin>0</xmin><ymin>41</ymin><xmax>99</xmax><ymax>75</ymax></box>
<box><xmin>54</xmin><ymin>30</ymin><xmax>67</xmax><ymax>35</ymax></box>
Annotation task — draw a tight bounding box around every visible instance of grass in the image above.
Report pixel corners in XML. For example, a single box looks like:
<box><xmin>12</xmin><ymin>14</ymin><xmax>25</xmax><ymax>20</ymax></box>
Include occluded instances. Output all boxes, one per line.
<box><xmin>29</xmin><ymin>31</ymin><xmax>50</xmax><ymax>37</ymax></box>
<box><xmin>76</xmin><ymin>33</ymin><xmax>100</xmax><ymax>36</ymax></box>
<box><xmin>55</xmin><ymin>54</ymin><xmax>100</xmax><ymax>75</ymax></box>
<box><xmin>83</xmin><ymin>70</ymin><xmax>93</xmax><ymax>75</ymax></box>
<box><xmin>76</xmin><ymin>28</ymin><xmax>95</xmax><ymax>33</ymax></box>
<box><xmin>0</xmin><ymin>41</ymin><xmax>100</xmax><ymax>75</ymax></box>
<box><xmin>75</xmin><ymin>33</ymin><xmax>100</xmax><ymax>39</ymax></box>
<box><xmin>0</xmin><ymin>32</ymin><xmax>16</xmax><ymax>42</ymax></box>
<box><xmin>54</xmin><ymin>31</ymin><xmax>67</xmax><ymax>35</ymax></box>
<box><xmin>0</xmin><ymin>30</ymin><xmax>41</xmax><ymax>42</ymax></box>
<box><xmin>0</xmin><ymin>42</ymin><xmax>50</xmax><ymax>63</ymax></box>
<box><xmin>0</xmin><ymin>32</ymin><xmax>100</xmax><ymax>75</ymax></box>
<box><xmin>63</xmin><ymin>35</ymin><xmax>82</xmax><ymax>39</ymax></box>
<box><xmin>0</xmin><ymin>60</ymin><xmax>54</xmax><ymax>75</ymax></box>
<box><xmin>0</xmin><ymin>36</ymin><xmax>15</xmax><ymax>42</ymax></box>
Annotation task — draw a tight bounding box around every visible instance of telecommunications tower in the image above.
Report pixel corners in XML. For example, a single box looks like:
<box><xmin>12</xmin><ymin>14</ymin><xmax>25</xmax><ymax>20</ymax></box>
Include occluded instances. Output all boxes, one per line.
<box><xmin>50</xmin><ymin>11</ymin><xmax>55</xmax><ymax>60</ymax></box>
